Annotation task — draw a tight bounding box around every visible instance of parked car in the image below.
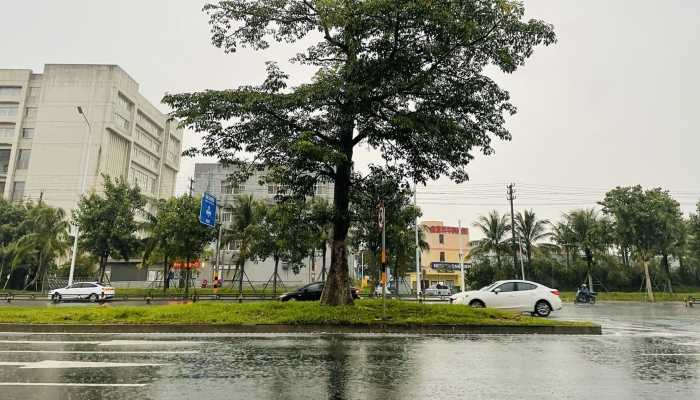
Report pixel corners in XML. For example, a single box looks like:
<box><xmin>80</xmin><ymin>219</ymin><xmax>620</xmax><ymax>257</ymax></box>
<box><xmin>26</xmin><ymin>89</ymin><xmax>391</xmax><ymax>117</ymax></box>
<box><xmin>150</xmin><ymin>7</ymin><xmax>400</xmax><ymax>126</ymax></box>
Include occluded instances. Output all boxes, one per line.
<box><xmin>424</xmin><ymin>283</ymin><xmax>452</xmax><ymax>297</ymax></box>
<box><xmin>373</xmin><ymin>284</ymin><xmax>396</xmax><ymax>297</ymax></box>
<box><xmin>449</xmin><ymin>280</ymin><xmax>562</xmax><ymax>317</ymax></box>
<box><xmin>279</xmin><ymin>282</ymin><xmax>360</xmax><ymax>302</ymax></box>
<box><xmin>48</xmin><ymin>282</ymin><xmax>115</xmax><ymax>303</ymax></box>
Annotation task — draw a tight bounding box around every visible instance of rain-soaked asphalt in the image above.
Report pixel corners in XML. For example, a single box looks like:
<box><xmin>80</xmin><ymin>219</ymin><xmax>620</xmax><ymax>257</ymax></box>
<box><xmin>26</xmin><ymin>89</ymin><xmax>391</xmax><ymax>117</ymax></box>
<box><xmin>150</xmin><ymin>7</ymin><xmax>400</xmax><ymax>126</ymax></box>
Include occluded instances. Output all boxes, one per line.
<box><xmin>0</xmin><ymin>303</ymin><xmax>699</xmax><ymax>400</ymax></box>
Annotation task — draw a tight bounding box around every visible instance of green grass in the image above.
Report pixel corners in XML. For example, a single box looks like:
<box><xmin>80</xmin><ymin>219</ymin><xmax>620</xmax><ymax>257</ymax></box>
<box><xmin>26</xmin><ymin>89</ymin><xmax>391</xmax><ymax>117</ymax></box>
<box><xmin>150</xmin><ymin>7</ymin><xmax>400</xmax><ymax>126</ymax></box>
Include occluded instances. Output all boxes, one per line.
<box><xmin>0</xmin><ymin>299</ymin><xmax>591</xmax><ymax>327</ymax></box>
<box><xmin>559</xmin><ymin>291</ymin><xmax>700</xmax><ymax>302</ymax></box>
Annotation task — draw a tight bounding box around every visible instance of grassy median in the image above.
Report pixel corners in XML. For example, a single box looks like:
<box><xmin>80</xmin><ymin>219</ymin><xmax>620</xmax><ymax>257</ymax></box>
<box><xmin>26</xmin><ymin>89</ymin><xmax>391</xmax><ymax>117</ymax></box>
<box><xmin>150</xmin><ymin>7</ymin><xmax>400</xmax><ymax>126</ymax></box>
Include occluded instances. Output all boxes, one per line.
<box><xmin>559</xmin><ymin>291</ymin><xmax>700</xmax><ymax>302</ymax></box>
<box><xmin>0</xmin><ymin>300</ymin><xmax>591</xmax><ymax>327</ymax></box>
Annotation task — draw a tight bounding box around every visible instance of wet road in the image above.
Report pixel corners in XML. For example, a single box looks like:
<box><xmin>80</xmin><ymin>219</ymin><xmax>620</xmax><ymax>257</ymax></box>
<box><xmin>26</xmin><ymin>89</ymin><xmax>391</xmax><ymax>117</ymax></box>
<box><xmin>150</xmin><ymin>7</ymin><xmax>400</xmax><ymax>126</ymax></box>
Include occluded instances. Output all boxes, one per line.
<box><xmin>0</xmin><ymin>303</ymin><xmax>699</xmax><ymax>399</ymax></box>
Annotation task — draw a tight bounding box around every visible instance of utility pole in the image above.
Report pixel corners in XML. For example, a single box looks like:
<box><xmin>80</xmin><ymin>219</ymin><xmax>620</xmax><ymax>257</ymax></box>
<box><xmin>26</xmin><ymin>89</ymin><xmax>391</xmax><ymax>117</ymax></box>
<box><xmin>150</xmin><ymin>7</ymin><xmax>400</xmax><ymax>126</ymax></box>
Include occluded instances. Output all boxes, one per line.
<box><xmin>414</xmin><ymin>183</ymin><xmax>422</xmax><ymax>300</ymax></box>
<box><xmin>507</xmin><ymin>183</ymin><xmax>517</xmax><ymax>277</ymax></box>
<box><xmin>68</xmin><ymin>106</ymin><xmax>92</xmax><ymax>287</ymax></box>
<box><xmin>378</xmin><ymin>201</ymin><xmax>387</xmax><ymax>317</ymax></box>
<box><xmin>518</xmin><ymin>237</ymin><xmax>526</xmax><ymax>280</ymax></box>
<box><xmin>38</xmin><ymin>191</ymin><xmax>44</xmax><ymax>204</ymax></box>
<box><xmin>459</xmin><ymin>219</ymin><xmax>464</xmax><ymax>292</ymax></box>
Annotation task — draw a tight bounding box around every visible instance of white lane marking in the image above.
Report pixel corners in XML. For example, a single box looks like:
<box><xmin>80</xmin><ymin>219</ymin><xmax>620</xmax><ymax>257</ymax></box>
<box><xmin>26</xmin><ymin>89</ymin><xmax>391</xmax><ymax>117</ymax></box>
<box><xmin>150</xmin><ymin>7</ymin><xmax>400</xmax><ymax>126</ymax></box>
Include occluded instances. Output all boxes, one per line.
<box><xmin>0</xmin><ymin>340</ymin><xmax>200</xmax><ymax>346</ymax></box>
<box><xmin>0</xmin><ymin>360</ymin><xmax>165</xmax><ymax>369</ymax></box>
<box><xmin>0</xmin><ymin>350</ymin><xmax>196</xmax><ymax>354</ymax></box>
<box><xmin>0</xmin><ymin>383</ymin><xmax>147</xmax><ymax>387</ymax></box>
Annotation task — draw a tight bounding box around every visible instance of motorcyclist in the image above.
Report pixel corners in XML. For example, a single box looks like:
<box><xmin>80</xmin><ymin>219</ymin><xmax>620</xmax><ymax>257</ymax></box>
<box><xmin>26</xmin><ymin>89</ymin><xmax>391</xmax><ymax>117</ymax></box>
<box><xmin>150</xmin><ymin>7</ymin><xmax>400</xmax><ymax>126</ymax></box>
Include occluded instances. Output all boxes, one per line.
<box><xmin>577</xmin><ymin>283</ymin><xmax>590</xmax><ymax>302</ymax></box>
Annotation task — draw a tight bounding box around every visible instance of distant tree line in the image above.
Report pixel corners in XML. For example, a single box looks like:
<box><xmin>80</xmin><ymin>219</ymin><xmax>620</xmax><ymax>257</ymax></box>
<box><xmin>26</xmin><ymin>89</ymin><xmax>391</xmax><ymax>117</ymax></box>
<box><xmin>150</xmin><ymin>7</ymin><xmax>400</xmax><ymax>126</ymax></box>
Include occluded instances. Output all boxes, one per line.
<box><xmin>468</xmin><ymin>185</ymin><xmax>700</xmax><ymax>301</ymax></box>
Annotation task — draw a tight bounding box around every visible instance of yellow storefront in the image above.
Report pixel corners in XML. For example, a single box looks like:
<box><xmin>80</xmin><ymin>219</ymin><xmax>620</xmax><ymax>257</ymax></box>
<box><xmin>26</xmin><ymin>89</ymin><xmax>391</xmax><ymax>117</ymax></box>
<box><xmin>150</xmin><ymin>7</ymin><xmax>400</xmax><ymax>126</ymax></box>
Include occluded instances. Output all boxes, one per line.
<box><xmin>407</xmin><ymin>220</ymin><xmax>470</xmax><ymax>292</ymax></box>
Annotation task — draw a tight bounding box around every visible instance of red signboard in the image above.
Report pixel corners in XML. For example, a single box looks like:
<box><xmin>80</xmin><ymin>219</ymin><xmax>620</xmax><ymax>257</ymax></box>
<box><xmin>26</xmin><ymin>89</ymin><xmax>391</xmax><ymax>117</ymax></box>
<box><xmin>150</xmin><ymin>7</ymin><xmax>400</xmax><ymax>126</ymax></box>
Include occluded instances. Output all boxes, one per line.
<box><xmin>171</xmin><ymin>260</ymin><xmax>202</xmax><ymax>270</ymax></box>
<box><xmin>427</xmin><ymin>226</ymin><xmax>469</xmax><ymax>235</ymax></box>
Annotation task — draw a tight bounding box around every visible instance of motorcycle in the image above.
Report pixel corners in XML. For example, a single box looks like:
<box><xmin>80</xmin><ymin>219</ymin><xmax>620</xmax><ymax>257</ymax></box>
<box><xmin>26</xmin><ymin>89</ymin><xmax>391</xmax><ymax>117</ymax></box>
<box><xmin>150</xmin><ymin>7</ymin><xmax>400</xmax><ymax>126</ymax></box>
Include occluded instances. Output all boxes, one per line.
<box><xmin>574</xmin><ymin>290</ymin><xmax>596</xmax><ymax>304</ymax></box>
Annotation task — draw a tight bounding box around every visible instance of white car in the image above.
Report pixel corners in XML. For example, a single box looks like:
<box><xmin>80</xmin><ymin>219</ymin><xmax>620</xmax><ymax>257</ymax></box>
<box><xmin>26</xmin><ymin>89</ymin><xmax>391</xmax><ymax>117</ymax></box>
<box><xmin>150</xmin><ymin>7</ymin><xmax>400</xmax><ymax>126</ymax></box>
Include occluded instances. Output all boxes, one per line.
<box><xmin>449</xmin><ymin>280</ymin><xmax>562</xmax><ymax>317</ymax></box>
<box><xmin>424</xmin><ymin>283</ymin><xmax>452</xmax><ymax>297</ymax></box>
<box><xmin>48</xmin><ymin>282</ymin><xmax>115</xmax><ymax>303</ymax></box>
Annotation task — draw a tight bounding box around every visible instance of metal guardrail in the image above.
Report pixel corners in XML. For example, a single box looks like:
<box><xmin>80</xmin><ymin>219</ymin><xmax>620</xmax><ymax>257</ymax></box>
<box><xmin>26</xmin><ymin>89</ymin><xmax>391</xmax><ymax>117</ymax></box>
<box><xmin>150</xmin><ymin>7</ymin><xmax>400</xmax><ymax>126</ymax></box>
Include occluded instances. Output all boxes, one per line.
<box><xmin>0</xmin><ymin>291</ymin><xmax>449</xmax><ymax>304</ymax></box>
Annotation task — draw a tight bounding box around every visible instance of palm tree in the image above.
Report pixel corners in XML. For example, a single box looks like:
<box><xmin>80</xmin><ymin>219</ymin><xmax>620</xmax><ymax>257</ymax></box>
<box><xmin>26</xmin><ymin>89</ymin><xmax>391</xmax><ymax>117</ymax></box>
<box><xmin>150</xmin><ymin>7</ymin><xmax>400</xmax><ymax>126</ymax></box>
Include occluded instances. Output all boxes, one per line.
<box><xmin>20</xmin><ymin>203</ymin><xmax>69</xmax><ymax>291</ymax></box>
<box><xmin>224</xmin><ymin>195</ymin><xmax>262</xmax><ymax>297</ymax></box>
<box><xmin>566</xmin><ymin>209</ymin><xmax>601</xmax><ymax>289</ymax></box>
<box><xmin>548</xmin><ymin>220</ymin><xmax>574</xmax><ymax>269</ymax></box>
<box><xmin>515</xmin><ymin>210</ymin><xmax>550</xmax><ymax>271</ymax></box>
<box><xmin>470</xmin><ymin>210</ymin><xmax>511</xmax><ymax>272</ymax></box>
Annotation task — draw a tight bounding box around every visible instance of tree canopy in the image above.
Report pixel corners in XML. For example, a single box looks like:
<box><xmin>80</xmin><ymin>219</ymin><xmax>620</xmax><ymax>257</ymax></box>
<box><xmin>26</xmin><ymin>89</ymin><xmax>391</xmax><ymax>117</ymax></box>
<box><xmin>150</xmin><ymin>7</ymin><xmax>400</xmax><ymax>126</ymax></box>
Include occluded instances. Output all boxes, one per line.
<box><xmin>163</xmin><ymin>0</ymin><xmax>555</xmax><ymax>304</ymax></box>
<box><xmin>72</xmin><ymin>176</ymin><xmax>145</xmax><ymax>282</ymax></box>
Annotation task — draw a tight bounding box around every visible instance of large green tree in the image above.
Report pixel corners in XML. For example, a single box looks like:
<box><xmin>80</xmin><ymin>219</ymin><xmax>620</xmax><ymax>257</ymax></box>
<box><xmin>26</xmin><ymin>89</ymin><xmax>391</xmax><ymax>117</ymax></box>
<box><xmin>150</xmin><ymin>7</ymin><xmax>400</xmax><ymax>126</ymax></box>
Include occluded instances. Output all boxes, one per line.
<box><xmin>164</xmin><ymin>0</ymin><xmax>555</xmax><ymax>304</ymax></box>
<box><xmin>256</xmin><ymin>199</ymin><xmax>313</xmax><ymax>294</ymax></box>
<box><xmin>168</xmin><ymin>195</ymin><xmax>218</xmax><ymax>293</ymax></box>
<box><xmin>348</xmin><ymin>168</ymin><xmax>426</xmax><ymax>292</ymax></box>
<box><xmin>601</xmin><ymin>186</ymin><xmax>684</xmax><ymax>300</ymax></box>
<box><xmin>0</xmin><ymin>198</ymin><xmax>27</xmax><ymax>288</ymax></box>
<box><xmin>73</xmin><ymin>176</ymin><xmax>145</xmax><ymax>282</ymax></box>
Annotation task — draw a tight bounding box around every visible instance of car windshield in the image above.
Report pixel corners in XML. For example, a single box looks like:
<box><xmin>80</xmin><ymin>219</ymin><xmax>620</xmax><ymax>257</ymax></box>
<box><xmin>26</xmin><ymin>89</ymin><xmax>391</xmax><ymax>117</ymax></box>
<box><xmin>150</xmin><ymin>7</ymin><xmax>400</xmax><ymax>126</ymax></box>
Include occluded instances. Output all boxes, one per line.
<box><xmin>480</xmin><ymin>282</ymin><xmax>502</xmax><ymax>291</ymax></box>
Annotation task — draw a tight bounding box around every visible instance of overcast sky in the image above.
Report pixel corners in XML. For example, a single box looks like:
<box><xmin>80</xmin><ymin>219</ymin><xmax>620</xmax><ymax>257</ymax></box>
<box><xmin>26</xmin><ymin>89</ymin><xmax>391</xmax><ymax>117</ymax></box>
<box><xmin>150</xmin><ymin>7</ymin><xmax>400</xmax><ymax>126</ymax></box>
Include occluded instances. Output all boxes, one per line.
<box><xmin>3</xmin><ymin>0</ymin><xmax>699</xmax><ymax>238</ymax></box>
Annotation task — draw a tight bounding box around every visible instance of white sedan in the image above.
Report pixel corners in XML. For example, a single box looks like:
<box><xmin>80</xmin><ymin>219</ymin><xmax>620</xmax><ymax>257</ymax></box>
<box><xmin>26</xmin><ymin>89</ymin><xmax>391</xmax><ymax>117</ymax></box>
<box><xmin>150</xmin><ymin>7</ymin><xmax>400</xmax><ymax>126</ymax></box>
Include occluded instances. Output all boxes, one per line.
<box><xmin>48</xmin><ymin>282</ymin><xmax>115</xmax><ymax>303</ymax></box>
<box><xmin>449</xmin><ymin>280</ymin><xmax>562</xmax><ymax>317</ymax></box>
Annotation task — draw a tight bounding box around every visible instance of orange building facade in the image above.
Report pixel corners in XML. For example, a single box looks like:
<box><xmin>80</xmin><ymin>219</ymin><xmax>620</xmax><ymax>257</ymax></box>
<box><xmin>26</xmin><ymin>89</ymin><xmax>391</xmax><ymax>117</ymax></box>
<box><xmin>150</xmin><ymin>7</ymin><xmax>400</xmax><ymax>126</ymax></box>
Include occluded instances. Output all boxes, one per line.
<box><xmin>408</xmin><ymin>220</ymin><xmax>470</xmax><ymax>292</ymax></box>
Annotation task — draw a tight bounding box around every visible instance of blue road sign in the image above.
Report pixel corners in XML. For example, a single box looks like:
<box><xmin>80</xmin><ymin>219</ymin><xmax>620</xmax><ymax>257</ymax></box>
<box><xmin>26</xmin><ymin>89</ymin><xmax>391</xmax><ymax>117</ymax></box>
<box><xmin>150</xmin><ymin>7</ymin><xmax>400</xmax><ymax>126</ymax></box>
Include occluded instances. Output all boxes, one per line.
<box><xmin>199</xmin><ymin>192</ymin><xmax>217</xmax><ymax>227</ymax></box>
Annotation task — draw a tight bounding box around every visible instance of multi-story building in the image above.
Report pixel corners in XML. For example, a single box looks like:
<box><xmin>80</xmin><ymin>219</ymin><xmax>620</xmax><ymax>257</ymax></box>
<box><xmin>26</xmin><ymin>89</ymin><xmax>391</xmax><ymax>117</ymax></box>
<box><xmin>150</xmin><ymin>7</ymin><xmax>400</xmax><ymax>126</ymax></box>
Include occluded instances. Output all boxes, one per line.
<box><xmin>407</xmin><ymin>220</ymin><xmax>470</xmax><ymax>292</ymax></box>
<box><xmin>0</xmin><ymin>64</ymin><xmax>181</xmax><ymax>214</ymax></box>
<box><xmin>193</xmin><ymin>162</ymin><xmax>334</xmax><ymax>285</ymax></box>
<box><xmin>193</xmin><ymin>162</ymin><xmax>333</xmax><ymax>225</ymax></box>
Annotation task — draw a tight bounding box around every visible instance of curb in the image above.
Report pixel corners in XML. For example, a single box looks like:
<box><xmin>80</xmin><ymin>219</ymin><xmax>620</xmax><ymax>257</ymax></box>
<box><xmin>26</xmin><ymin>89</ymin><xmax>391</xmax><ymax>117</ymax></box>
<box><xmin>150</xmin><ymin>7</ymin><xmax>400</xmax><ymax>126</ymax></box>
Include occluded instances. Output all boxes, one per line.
<box><xmin>0</xmin><ymin>323</ymin><xmax>601</xmax><ymax>335</ymax></box>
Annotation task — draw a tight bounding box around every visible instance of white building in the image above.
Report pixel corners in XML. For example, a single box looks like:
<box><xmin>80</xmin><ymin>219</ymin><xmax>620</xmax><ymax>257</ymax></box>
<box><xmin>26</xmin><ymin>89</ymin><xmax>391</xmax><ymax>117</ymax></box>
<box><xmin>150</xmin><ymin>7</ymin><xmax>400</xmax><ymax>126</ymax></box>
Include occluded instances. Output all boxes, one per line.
<box><xmin>193</xmin><ymin>163</ymin><xmax>334</xmax><ymax>286</ymax></box>
<box><xmin>0</xmin><ymin>64</ymin><xmax>181</xmax><ymax>213</ymax></box>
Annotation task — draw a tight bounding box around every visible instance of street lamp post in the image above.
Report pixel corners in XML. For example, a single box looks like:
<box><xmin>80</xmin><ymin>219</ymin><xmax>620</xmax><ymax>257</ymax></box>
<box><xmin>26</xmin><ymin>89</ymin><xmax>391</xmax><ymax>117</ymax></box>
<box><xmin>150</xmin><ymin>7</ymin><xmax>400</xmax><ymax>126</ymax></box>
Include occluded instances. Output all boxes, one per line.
<box><xmin>68</xmin><ymin>106</ymin><xmax>92</xmax><ymax>286</ymax></box>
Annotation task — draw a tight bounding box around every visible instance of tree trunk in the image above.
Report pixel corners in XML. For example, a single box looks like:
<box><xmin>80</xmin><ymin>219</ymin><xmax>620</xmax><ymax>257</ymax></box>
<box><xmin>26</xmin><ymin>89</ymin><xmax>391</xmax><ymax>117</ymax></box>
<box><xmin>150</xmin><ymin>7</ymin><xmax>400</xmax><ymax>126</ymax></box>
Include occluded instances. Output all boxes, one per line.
<box><xmin>98</xmin><ymin>255</ymin><xmax>107</xmax><ymax>283</ymax></box>
<box><xmin>643</xmin><ymin>257</ymin><xmax>655</xmax><ymax>302</ymax></box>
<box><xmin>273</xmin><ymin>255</ymin><xmax>279</xmax><ymax>295</ymax></box>
<box><xmin>320</xmin><ymin>137</ymin><xmax>354</xmax><ymax>306</ymax></box>
<box><xmin>310</xmin><ymin>248</ymin><xmax>316</xmax><ymax>281</ymax></box>
<box><xmin>321</xmin><ymin>242</ymin><xmax>327</xmax><ymax>282</ymax></box>
<box><xmin>496</xmin><ymin>251</ymin><xmax>502</xmax><ymax>271</ymax></box>
<box><xmin>163</xmin><ymin>256</ymin><xmax>170</xmax><ymax>292</ymax></box>
<box><xmin>184</xmin><ymin>257</ymin><xmax>191</xmax><ymax>296</ymax></box>
<box><xmin>238</xmin><ymin>257</ymin><xmax>246</xmax><ymax>303</ymax></box>
<box><xmin>662</xmin><ymin>252</ymin><xmax>673</xmax><ymax>293</ymax></box>
<box><xmin>564</xmin><ymin>248</ymin><xmax>570</xmax><ymax>269</ymax></box>
<box><xmin>585</xmin><ymin>250</ymin><xmax>594</xmax><ymax>292</ymax></box>
<box><xmin>526</xmin><ymin>244</ymin><xmax>532</xmax><ymax>272</ymax></box>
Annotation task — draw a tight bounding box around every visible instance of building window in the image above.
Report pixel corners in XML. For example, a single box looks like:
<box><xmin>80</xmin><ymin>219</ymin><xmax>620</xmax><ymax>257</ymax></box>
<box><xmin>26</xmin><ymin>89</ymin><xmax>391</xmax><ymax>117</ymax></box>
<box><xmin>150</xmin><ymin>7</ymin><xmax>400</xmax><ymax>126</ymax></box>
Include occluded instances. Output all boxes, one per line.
<box><xmin>221</xmin><ymin>209</ymin><xmax>232</xmax><ymax>223</ymax></box>
<box><xmin>11</xmin><ymin>181</ymin><xmax>24</xmax><ymax>202</ymax></box>
<box><xmin>135</xmin><ymin>126</ymin><xmax>161</xmax><ymax>153</ymax></box>
<box><xmin>129</xmin><ymin>166</ymin><xmax>157</xmax><ymax>195</ymax></box>
<box><xmin>133</xmin><ymin>146</ymin><xmax>159</xmax><ymax>170</ymax></box>
<box><xmin>0</xmin><ymin>124</ymin><xmax>14</xmax><ymax>138</ymax></box>
<box><xmin>0</xmin><ymin>87</ymin><xmax>21</xmax><ymax>97</ymax></box>
<box><xmin>21</xmin><ymin>128</ymin><xmax>33</xmax><ymax>139</ymax></box>
<box><xmin>136</xmin><ymin>111</ymin><xmax>162</xmax><ymax>138</ymax></box>
<box><xmin>0</xmin><ymin>181</ymin><xmax>4</xmax><ymax>196</ymax></box>
<box><xmin>439</xmin><ymin>234</ymin><xmax>444</xmax><ymax>244</ymax></box>
<box><xmin>167</xmin><ymin>137</ymin><xmax>180</xmax><ymax>164</ymax></box>
<box><xmin>221</xmin><ymin>181</ymin><xmax>232</xmax><ymax>194</ymax></box>
<box><xmin>439</xmin><ymin>252</ymin><xmax>445</xmax><ymax>262</ymax></box>
<box><xmin>113</xmin><ymin>112</ymin><xmax>130</xmax><ymax>131</ymax></box>
<box><xmin>16</xmin><ymin>149</ymin><xmax>30</xmax><ymax>170</ymax></box>
<box><xmin>116</xmin><ymin>93</ymin><xmax>133</xmax><ymax>114</ymax></box>
<box><xmin>0</xmin><ymin>103</ymin><xmax>18</xmax><ymax>117</ymax></box>
<box><xmin>0</xmin><ymin>149</ymin><xmax>10</xmax><ymax>173</ymax></box>
<box><xmin>24</xmin><ymin>107</ymin><xmax>37</xmax><ymax>120</ymax></box>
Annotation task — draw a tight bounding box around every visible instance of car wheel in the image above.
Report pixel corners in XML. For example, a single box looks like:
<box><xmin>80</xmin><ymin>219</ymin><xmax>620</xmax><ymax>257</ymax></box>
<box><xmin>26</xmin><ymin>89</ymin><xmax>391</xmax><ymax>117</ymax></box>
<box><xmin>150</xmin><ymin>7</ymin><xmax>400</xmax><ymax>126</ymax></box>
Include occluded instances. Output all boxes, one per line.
<box><xmin>52</xmin><ymin>294</ymin><xmax>62</xmax><ymax>304</ymax></box>
<box><xmin>534</xmin><ymin>300</ymin><xmax>552</xmax><ymax>317</ymax></box>
<box><xmin>288</xmin><ymin>297</ymin><xmax>296</xmax><ymax>302</ymax></box>
<box><xmin>88</xmin><ymin>294</ymin><xmax>99</xmax><ymax>303</ymax></box>
<box><xmin>469</xmin><ymin>300</ymin><xmax>485</xmax><ymax>308</ymax></box>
